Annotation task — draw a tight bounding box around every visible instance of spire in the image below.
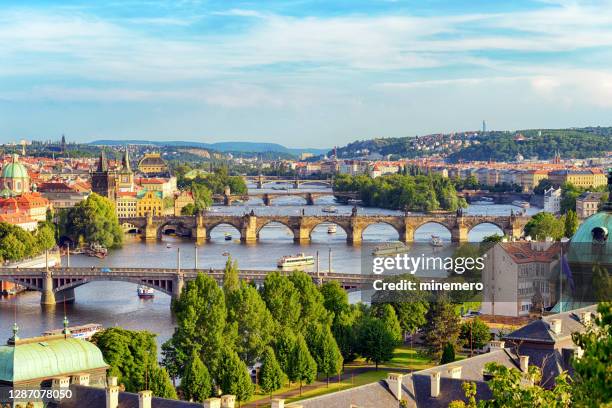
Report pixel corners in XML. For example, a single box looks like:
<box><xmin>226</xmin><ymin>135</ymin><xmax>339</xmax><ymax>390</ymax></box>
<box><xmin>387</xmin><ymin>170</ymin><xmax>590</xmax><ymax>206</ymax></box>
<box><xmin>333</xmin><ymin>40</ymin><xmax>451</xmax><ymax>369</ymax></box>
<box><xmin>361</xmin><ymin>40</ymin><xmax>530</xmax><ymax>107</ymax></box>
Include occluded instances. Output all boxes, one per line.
<box><xmin>8</xmin><ymin>322</ymin><xmax>19</xmax><ymax>345</ymax></box>
<box><xmin>122</xmin><ymin>146</ymin><xmax>131</xmax><ymax>172</ymax></box>
<box><xmin>97</xmin><ymin>150</ymin><xmax>108</xmax><ymax>172</ymax></box>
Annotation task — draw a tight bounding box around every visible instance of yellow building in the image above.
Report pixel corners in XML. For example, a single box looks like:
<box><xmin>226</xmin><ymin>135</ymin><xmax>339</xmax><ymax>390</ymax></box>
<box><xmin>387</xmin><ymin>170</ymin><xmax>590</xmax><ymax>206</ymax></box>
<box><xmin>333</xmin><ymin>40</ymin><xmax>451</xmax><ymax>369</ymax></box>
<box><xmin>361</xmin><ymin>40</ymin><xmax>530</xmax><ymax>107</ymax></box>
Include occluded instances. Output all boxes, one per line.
<box><xmin>137</xmin><ymin>153</ymin><xmax>169</xmax><ymax>175</ymax></box>
<box><xmin>136</xmin><ymin>190</ymin><xmax>163</xmax><ymax>217</ymax></box>
<box><xmin>519</xmin><ymin>170</ymin><xmax>549</xmax><ymax>192</ymax></box>
<box><xmin>548</xmin><ymin>169</ymin><xmax>607</xmax><ymax>189</ymax></box>
<box><xmin>136</xmin><ymin>177</ymin><xmax>178</xmax><ymax>198</ymax></box>
<box><xmin>115</xmin><ymin>192</ymin><xmax>137</xmax><ymax>218</ymax></box>
<box><xmin>174</xmin><ymin>190</ymin><xmax>195</xmax><ymax>215</ymax></box>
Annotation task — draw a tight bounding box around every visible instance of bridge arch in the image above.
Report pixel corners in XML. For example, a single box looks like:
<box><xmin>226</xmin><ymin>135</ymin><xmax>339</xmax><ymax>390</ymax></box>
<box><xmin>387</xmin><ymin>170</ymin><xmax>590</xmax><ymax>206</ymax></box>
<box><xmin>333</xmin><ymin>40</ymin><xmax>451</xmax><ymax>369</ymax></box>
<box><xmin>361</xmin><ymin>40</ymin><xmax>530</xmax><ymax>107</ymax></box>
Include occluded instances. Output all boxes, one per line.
<box><xmin>413</xmin><ymin>221</ymin><xmax>453</xmax><ymax>242</ymax></box>
<box><xmin>121</xmin><ymin>222</ymin><xmax>140</xmax><ymax>234</ymax></box>
<box><xmin>156</xmin><ymin>219</ymin><xmax>192</xmax><ymax>239</ymax></box>
<box><xmin>207</xmin><ymin>221</ymin><xmax>242</xmax><ymax>241</ymax></box>
<box><xmin>361</xmin><ymin>221</ymin><xmax>401</xmax><ymax>242</ymax></box>
<box><xmin>53</xmin><ymin>277</ymin><xmax>173</xmax><ymax>297</ymax></box>
<box><xmin>256</xmin><ymin>220</ymin><xmax>295</xmax><ymax>241</ymax></box>
<box><xmin>0</xmin><ymin>276</ymin><xmax>42</xmax><ymax>292</ymax></box>
<box><xmin>308</xmin><ymin>221</ymin><xmax>349</xmax><ymax>241</ymax></box>
<box><xmin>268</xmin><ymin>195</ymin><xmax>308</xmax><ymax>206</ymax></box>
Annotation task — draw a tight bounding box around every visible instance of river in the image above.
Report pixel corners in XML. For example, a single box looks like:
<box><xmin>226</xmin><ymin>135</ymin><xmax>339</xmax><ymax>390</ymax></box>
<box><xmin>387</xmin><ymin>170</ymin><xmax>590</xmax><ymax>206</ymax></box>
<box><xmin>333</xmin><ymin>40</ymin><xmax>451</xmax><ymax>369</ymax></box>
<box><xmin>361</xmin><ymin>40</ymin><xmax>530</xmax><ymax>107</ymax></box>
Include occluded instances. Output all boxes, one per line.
<box><xmin>0</xmin><ymin>185</ymin><xmax>540</xmax><ymax>347</ymax></box>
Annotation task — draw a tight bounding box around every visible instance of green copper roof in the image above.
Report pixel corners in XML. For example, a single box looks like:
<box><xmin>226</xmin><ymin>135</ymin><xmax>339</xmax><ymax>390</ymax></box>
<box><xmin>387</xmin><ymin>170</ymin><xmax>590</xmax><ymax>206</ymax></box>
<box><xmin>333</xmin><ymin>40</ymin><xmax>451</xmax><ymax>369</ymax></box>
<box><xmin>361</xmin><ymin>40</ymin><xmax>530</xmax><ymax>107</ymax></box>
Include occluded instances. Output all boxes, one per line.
<box><xmin>571</xmin><ymin>211</ymin><xmax>612</xmax><ymax>244</ymax></box>
<box><xmin>1</xmin><ymin>156</ymin><xmax>29</xmax><ymax>180</ymax></box>
<box><xmin>568</xmin><ymin>210</ymin><xmax>612</xmax><ymax>265</ymax></box>
<box><xmin>0</xmin><ymin>337</ymin><xmax>108</xmax><ymax>383</ymax></box>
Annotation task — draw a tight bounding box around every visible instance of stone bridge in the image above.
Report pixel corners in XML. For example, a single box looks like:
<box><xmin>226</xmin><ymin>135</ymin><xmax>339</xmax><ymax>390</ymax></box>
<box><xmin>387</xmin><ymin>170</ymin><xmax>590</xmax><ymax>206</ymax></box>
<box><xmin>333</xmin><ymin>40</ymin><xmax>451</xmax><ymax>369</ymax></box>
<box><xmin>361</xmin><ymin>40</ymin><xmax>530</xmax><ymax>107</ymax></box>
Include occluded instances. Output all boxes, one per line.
<box><xmin>243</xmin><ymin>175</ymin><xmax>333</xmax><ymax>189</ymax></box>
<box><xmin>119</xmin><ymin>212</ymin><xmax>529</xmax><ymax>244</ymax></box>
<box><xmin>0</xmin><ymin>267</ymin><xmax>373</xmax><ymax>305</ymax></box>
<box><xmin>212</xmin><ymin>191</ymin><xmax>359</xmax><ymax>206</ymax></box>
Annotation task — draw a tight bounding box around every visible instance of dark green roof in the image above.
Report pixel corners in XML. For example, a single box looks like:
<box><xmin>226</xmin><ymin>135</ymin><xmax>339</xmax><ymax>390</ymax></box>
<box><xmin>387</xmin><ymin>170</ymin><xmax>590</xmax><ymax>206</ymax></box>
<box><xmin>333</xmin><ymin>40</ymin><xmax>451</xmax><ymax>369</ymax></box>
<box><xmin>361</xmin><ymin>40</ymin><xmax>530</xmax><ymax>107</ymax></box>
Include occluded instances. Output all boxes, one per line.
<box><xmin>0</xmin><ymin>336</ymin><xmax>108</xmax><ymax>383</ymax></box>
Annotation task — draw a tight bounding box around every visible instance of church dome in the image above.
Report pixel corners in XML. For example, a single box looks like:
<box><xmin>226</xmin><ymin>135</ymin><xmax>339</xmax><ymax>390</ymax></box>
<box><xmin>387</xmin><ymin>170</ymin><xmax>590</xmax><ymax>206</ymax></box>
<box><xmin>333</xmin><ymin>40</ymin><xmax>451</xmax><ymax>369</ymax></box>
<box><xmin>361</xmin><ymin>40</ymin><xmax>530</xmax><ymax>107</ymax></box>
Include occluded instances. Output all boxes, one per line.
<box><xmin>1</xmin><ymin>155</ymin><xmax>29</xmax><ymax>180</ymax></box>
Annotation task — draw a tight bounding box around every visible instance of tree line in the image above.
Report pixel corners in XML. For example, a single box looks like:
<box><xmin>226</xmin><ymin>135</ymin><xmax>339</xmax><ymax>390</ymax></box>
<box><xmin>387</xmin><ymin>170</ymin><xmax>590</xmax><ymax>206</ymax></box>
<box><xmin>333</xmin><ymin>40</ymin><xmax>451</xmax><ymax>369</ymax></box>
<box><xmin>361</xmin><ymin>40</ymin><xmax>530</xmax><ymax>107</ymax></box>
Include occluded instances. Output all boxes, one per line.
<box><xmin>0</xmin><ymin>219</ymin><xmax>55</xmax><ymax>262</ymax></box>
<box><xmin>333</xmin><ymin>173</ymin><xmax>467</xmax><ymax>212</ymax></box>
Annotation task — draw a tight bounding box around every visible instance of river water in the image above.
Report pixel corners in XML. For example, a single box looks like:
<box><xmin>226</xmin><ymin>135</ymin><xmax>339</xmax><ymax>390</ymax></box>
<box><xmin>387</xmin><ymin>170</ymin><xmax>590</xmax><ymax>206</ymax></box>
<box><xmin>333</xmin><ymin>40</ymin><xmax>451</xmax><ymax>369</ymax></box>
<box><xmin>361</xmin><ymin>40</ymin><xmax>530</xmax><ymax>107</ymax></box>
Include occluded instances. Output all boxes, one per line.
<box><xmin>0</xmin><ymin>185</ymin><xmax>540</xmax><ymax>347</ymax></box>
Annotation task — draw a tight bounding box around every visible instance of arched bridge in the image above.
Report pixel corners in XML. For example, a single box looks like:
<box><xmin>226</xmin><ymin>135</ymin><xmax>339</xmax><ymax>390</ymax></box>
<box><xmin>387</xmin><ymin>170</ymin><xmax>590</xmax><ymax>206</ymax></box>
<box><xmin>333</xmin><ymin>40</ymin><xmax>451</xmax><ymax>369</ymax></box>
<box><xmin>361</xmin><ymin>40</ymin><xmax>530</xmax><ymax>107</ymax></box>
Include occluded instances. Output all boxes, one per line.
<box><xmin>119</xmin><ymin>212</ymin><xmax>529</xmax><ymax>243</ymax></box>
<box><xmin>212</xmin><ymin>191</ymin><xmax>359</xmax><ymax>206</ymax></box>
<box><xmin>243</xmin><ymin>175</ymin><xmax>333</xmax><ymax>189</ymax></box>
<box><xmin>0</xmin><ymin>267</ymin><xmax>373</xmax><ymax>306</ymax></box>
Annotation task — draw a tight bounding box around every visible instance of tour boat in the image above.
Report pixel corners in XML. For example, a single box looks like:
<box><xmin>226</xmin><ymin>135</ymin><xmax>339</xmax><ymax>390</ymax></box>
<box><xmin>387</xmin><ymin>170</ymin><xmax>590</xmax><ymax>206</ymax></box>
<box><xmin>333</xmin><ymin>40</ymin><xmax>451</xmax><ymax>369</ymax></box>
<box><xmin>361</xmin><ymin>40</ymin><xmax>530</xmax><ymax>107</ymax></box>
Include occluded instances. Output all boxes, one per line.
<box><xmin>327</xmin><ymin>225</ymin><xmax>337</xmax><ymax>234</ymax></box>
<box><xmin>137</xmin><ymin>285</ymin><xmax>155</xmax><ymax>299</ymax></box>
<box><xmin>277</xmin><ymin>253</ymin><xmax>315</xmax><ymax>269</ymax></box>
<box><xmin>322</xmin><ymin>206</ymin><xmax>337</xmax><ymax>213</ymax></box>
<box><xmin>43</xmin><ymin>323</ymin><xmax>103</xmax><ymax>340</ymax></box>
<box><xmin>371</xmin><ymin>242</ymin><xmax>409</xmax><ymax>256</ymax></box>
<box><xmin>430</xmin><ymin>235</ymin><xmax>444</xmax><ymax>247</ymax></box>
<box><xmin>512</xmin><ymin>200</ymin><xmax>530</xmax><ymax>209</ymax></box>
<box><xmin>166</xmin><ymin>244</ymin><xmax>172</xmax><ymax>248</ymax></box>
<box><xmin>224</xmin><ymin>233</ymin><xmax>232</xmax><ymax>241</ymax></box>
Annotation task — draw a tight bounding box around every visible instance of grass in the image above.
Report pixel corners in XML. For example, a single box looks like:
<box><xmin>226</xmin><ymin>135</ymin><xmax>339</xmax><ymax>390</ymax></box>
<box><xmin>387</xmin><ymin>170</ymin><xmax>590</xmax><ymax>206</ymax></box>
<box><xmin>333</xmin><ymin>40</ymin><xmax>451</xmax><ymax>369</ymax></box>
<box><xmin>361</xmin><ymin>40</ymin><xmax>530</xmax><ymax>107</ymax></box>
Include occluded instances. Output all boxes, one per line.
<box><xmin>246</xmin><ymin>345</ymin><xmax>436</xmax><ymax>407</ymax></box>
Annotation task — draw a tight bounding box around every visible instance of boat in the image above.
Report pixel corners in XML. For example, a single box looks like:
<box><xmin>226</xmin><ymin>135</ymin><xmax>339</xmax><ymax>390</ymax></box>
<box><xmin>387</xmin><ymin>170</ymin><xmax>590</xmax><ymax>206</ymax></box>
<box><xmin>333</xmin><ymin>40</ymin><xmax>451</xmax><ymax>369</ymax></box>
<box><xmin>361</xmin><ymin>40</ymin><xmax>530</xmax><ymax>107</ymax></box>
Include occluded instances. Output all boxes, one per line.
<box><xmin>137</xmin><ymin>285</ymin><xmax>155</xmax><ymax>299</ymax></box>
<box><xmin>224</xmin><ymin>233</ymin><xmax>232</xmax><ymax>241</ymax></box>
<box><xmin>43</xmin><ymin>323</ymin><xmax>103</xmax><ymax>340</ymax></box>
<box><xmin>166</xmin><ymin>244</ymin><xmax>172</xmax><ymax>248</ymax></box>
<box><xmin>430</xmin><ymin>235</ymin><xmax>444</xmax><ymax>247</ymax></box>
<box><xmin>222</xmin><ymin>251</ymin><xmax>230</xmax><ymax>256</ymax></box>
<box><xmin>481</xmin><ymin>197</ymin><xmax>494</xmax><ymax>203</ymax></box>
<box><xmin>512</xmin><ymin>200</ymin><xmax>530</xmax><ymax>209</ymax></box>
<box><xmin>85</xmin><ymin>243</ymin><xmax>107</xmax><ymax>258</ymax></box>
<box><xmin>277</xmin><ymin>253</ymin><xmax>315</xmax><ymax>269</ymax></box>
<box><xmin>371</xmin><ymin>242</ymin><xmax>409</xmax><ymax>256</ymax></box>
<box><xmin>327</xmin><ymin>225</ymin><xmax>337</xmax><ymax>234</ymax></box>
<box><xmin>322</xmin><ymin>206</ymin><xmax>337</xmax><ymax>213</ymax></box>
<box><xmin>347</xmin><ymin>199</ymin><xmax>362</xmax><ymax>205</ymax></box>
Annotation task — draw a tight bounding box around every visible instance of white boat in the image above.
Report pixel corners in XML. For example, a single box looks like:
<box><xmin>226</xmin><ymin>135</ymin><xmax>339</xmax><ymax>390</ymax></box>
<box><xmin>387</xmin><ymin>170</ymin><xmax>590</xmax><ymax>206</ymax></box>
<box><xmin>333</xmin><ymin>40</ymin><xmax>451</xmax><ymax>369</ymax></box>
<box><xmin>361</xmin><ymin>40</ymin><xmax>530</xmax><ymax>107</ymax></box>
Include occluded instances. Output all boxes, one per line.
<box><xmin>322</xmin><ymin>206</ymin><xmax>337</xmax><ymax>213</ymax></box>
<box><xmin>327</xmin><ymin>225</ymin><xmax>337</xmax><ymax>234</ymax></box>
<box><xmin>347</xmin><ymin>199</ymin><xmax>362</xmax><ymax>204</ymax></box>
<box><xmin>137</xmin><ymin>285</ymin><xmax>155</xmax><ymax>299</ymax></box>
<box><xmin>277</xmin><ymin>253</ymin><xmax>315</xmax><ymax>268</ymax></box>
<box><xmin>512</xmin><ymin>200</ymin><xmax>530</xmax><ymax>209</ymax></box>
<box><xmin>43</xmin><ymin>323</ymin><xmax>103</xmax><ymax>340</ymax></box>
<box><xmin>430</xmin><ymin>235</ymin><xmax>444</xmax><ymax>247</ymax></box>
<box><xmin>372</xmin><ymin>242</ymin><xmax>409</xmax><ymax>256</ymax></box>
<box><xmin>224</xmin><ymin>233</ymin><xmax>232</xmax><ymax>241</ymax></box>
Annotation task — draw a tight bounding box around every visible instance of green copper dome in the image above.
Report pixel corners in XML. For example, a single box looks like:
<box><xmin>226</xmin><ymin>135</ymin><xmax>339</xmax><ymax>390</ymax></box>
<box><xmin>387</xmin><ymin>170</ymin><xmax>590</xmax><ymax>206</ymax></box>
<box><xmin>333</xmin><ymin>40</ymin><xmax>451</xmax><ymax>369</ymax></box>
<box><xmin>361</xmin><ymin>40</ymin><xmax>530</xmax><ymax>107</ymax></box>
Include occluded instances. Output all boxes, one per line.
<box><xmin>0</xmin><ymin>337</ymin><xmax>108</xmax><ymax>383</ymax></box>
<box><xmin>571</xmin><ymin>211</ymin><xmax>612</xmax><ymax>244</ymax></box>
<box><xmin>1</xmin><ymin>155</ymin><xmax>29</xmax><ymax>180</ymax></box>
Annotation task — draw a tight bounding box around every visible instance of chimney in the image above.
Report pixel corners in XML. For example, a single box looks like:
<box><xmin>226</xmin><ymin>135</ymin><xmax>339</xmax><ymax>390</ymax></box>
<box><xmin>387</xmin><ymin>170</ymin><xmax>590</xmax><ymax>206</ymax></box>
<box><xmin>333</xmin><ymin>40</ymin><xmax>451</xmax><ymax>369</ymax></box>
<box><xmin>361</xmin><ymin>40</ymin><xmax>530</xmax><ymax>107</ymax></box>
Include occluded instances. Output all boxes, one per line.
<box><xmin>488</xmin><ymin>340</ymin><xmax>505</xmax><ymax>351</ymax></box>
<box><xmin>580</xmin><ymin>311</ymin><xmax>591</xmax><ymax>325</ymax></box>
<box><xmin>52</xmin><ymin>377</ymin><xmax>70</xmax><ymax>389</ymax></box>
<box><xmin>202</xmin><ymin>398</ymin><xmax>221</xmax><ymax>408</ymax></box>
<box><xmin>138</xmin><ymin>390</ymin><xmax>152</xmax><ymax>408</ymax></box>
<box><xmin>271</xmin><ymin>399</ymin><xmax>285</xmax><ymax>408</ymax></box>
<box><xmin>106</xmin><ymin>381</ymin><xmax>120</xmax><ymax>408</ymax></box>
<box><xmin>220</xmin><ymin>395</ymin><xmax>236</xmax><ymax>408</ymax></box>
<box><xmin>519</xmin><ymin>355</ymin><xmax>529</xmax><ymax>372</ymax></box>
<box><xmin>71</xmin><ymin>373</ymin><xmax>90</xmax><ymax>386</ymax></box>
<box><xmin>550</xmin><ymin>319</ymin><xmax>562</xmax><ymax>334</ymax></box>
<box><xmin>385</xmin><ymin>373</ymin><xmax>403</xmax><ymax>401</ymax></box>
<box><xmin>430</xmin><ymin>371</ymin><xmax>441</xmax><ymax>398</ymax></box>
<box><xmin>448</xmin><ymin>366</ymin><xmax>462</xmax><ymax>379</ymax></box>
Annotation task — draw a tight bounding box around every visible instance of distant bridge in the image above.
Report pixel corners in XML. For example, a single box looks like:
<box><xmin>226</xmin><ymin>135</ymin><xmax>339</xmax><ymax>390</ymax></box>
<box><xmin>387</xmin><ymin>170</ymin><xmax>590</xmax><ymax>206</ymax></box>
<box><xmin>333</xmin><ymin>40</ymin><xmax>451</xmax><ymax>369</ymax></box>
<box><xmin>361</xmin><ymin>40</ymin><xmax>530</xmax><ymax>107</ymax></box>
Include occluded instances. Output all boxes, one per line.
<box><xmin>243</xmin><ymin>175</ymin><xmax>333</xmax><ymax>189</ymax></box>
<box><xmin>0</xmin><ymin>266</ymin><xmax>374</xmax><ymax>305</ymax></box>
<box><xmin>212</xmin><ymin>191</ymin><xmax>359</xmax><ymax>206</ymax></box>
<box><xmin>119</xmin><ymin>212</ymin><xmax>529</xmax><ymax>244</ymax></box>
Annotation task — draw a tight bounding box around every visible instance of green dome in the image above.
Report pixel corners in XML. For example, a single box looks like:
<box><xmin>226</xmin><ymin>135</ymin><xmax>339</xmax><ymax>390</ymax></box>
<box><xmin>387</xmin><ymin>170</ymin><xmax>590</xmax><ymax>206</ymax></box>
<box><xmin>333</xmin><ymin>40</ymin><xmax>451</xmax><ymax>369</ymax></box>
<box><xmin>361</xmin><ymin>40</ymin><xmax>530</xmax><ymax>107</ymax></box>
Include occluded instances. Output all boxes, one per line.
<box><xmin>1</xmin><ymin>156</ymin><xmax>29</xmax><ymax>180</ymax></box>
<box><xmin>0</xmin><ymin>337</ymin><xmax>108</xmax><ymax>383</ymax></box>
<box><xmin>567</xmin><ymin>209</ymin><xmax>612</xmax><ymax>266</ymax></box>
<box><xmin>570</xmin><ymin>211</ymin><xmax>612</xmax><ymax>244</ymax></box>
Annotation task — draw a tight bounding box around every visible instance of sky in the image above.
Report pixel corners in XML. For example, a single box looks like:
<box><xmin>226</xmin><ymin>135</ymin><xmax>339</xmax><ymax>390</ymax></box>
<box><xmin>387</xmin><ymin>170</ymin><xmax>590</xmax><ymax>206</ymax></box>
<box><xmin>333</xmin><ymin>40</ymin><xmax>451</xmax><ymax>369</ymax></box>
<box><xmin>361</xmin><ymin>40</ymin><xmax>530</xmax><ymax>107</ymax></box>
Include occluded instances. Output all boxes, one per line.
<box><xmin>1</xmin><ymin>0</ymin><xmax>612</xmax><ymax>148</ymax></box>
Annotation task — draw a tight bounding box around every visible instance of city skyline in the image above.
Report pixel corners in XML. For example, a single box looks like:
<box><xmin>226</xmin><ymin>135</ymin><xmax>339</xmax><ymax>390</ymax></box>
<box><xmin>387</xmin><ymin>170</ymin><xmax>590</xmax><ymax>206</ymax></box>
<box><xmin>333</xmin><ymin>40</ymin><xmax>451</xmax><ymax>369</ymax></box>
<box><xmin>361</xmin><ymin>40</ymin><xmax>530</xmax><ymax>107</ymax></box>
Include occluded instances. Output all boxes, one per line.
<box><xmin>2</xmin><ymin>0</ymin><xmax>612</xmax><ymax>147</ymax></box>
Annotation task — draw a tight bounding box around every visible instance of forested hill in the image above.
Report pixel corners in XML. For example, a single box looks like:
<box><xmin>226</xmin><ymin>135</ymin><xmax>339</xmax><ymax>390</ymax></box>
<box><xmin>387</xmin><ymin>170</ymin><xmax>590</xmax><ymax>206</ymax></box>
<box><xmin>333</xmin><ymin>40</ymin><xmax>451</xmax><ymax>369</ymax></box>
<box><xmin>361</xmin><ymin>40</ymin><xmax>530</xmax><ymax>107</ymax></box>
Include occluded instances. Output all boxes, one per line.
<box><xmin>332</xmin><ymin>127</ymin><xmax>612</xmax><ymax>161</ymax></box>
<box><xmin>448</xmin><ymin>129</ymin><xmax>611</xmax><ymax>162</ymax></box>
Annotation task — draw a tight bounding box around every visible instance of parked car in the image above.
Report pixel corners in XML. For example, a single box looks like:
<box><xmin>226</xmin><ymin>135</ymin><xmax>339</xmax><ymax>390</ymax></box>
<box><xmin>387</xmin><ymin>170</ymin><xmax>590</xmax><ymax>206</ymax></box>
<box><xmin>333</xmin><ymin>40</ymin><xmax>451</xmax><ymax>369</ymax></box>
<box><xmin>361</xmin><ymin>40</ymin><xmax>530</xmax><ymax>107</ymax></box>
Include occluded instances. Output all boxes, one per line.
<box><xmin>101</xmin><ymin>267</ymin><xmax>112</xmax><ymax>273</ymax></box>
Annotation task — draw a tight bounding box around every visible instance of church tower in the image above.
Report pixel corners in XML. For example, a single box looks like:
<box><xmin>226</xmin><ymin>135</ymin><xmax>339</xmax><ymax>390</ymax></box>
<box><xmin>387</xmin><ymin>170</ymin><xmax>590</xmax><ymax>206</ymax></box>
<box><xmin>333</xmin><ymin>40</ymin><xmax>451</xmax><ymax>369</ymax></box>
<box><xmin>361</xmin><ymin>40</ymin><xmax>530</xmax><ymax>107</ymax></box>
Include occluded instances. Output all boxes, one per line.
<box><xmin>91</xmin><ymin>150</ymin><xmax>117</xmax><ymax>200</ymax></box>
<box><xmin>117</xmin><ymin>146</ymin><xmax>134</xmax><ymax>192</ymax></box>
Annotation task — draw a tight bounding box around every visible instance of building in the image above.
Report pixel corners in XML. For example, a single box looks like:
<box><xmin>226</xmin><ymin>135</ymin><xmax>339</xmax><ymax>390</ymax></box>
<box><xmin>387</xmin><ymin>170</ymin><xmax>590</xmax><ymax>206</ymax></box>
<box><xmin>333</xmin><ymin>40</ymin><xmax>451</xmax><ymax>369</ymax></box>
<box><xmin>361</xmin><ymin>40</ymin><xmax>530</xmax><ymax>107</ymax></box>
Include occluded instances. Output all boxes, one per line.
<box><xmin>137</xmin><ymin>153</ymin><xmax>170</xmax><ymax>176</ymax></box>
<box><xmin>136</xmin><ymin>177</ymin><xmax>178</xmax><ymax>198</ymax></box>
<box><xmin>292</xmin><ymin>305</ymin><xmax>597</xmax><ymax>408</ymax></box>
<box><xmin>37</xmin><ymin>182</ymin><xmax>89</xmax><ymax>209</ymax></box>
<box><xmin>14</xmin><ymin>192</ymin><xmax>52</xmax><ymax>222</ymax></box>
<box><xmin>548</xmin><ymin>169</ymin><xmax>607</xmax><ymax>189</ymax></box>
<box><xmin>0</xmin><ymin>154</ymin><xmax>31</xmax><ymax>196</ymax></box>
<box><xmin>136</xmin><ymin>190</ymin><xmax>163</xmax><ymax>217</ymax></box>
<box><xmin>116</xmin><ymin>147</ymin><xmax>135</xmax><ymax>193</ymax></box>
<box><xmin>543</xmin><ymin>187</ymin><xmax>561</xmax><ymax>214</ymax></box>
<box><xmin>519</xmin><ymin>169</ymin><xmax>548</xmax><ymax>192</ymax></box>
<box><xmin>90</xmin><ymin>151</ymin><xmax>117</xmax><ymax>200</ymax></box>
<box><xmin>575</xmin><ymin>192</ymin><xmax>604</xmax><ymax>218</ymax></box>
<box><xmin>480</xmin><ymin>240</ymin><xmax>560</xmax><ymax>317</ymax></box>
<box><xmin>174</xmin><ymin>190</ymin><xmax>195</xmax><ymax>216</ymax></box>
<box><xmin>115</xmin><ymin>192</ymin><xmax>138</xmax><ymax>218</ymax></box>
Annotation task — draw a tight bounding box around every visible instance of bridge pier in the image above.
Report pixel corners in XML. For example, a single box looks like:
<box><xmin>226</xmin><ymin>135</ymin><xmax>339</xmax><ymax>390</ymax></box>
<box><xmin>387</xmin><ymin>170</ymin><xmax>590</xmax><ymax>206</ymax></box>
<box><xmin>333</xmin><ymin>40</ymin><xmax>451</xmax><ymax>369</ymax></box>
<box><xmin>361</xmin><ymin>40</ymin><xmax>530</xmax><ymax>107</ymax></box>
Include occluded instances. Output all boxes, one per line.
<box><xmin>172</xmin><ymin>274</ymin><xmax>184</xmax><ymax>300</ymax></box>
<box><xmin>41</xmin><ymin>271</ymin><xmax>56</xmax><ymax>306</ymax></box>
<box><xmin>262</xmin><ymin>194</ymin><xmax>271</xmax><ymax>206</ymax></box>
<box><xmin>293</xmin><ymin>180</ymin><xmax>299</xmax><ymax>189</ymax></box>
<box><xmin>294</xmin><ymin>226</ymin><xmax>311</xmax><ymax>243</ymax></box>
<box><xmin>347</xmin><ymin>226</ymin><xmax>362</xmax><ymax>245</ymax></box>
<box><xmin>401</xmin><ymin>226</ymin><xmax>415</xmax><ymax>243</ymax></box>
<box><xmin>451</xmin><ymin>226</ymin><xmax>469</xmax><ymax>243</ymax></box>
<box><xmin>241</xmin><ymin>215</ymin><xmax>258</xmax><ymax>243</ymax></box>
<box><xmin>192</xmin><ymin>214</ymin><xmax>207</xmax><ymax>241</ymax></box>
<box><xmin>305</xmin><ymin>193</ymin><xmax>314</xmax><ymax>205</ymax></box>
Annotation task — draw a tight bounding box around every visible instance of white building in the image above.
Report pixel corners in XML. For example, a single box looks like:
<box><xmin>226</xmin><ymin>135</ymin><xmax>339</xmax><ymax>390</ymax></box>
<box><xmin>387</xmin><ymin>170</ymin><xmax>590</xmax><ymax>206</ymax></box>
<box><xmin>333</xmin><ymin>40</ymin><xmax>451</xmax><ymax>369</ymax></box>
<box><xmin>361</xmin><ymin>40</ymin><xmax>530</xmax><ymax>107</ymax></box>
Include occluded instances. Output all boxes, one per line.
<box><xmin>543</xmin><ymin>187</ymin><xmax>562</xmax><ymax>214</ymax></box>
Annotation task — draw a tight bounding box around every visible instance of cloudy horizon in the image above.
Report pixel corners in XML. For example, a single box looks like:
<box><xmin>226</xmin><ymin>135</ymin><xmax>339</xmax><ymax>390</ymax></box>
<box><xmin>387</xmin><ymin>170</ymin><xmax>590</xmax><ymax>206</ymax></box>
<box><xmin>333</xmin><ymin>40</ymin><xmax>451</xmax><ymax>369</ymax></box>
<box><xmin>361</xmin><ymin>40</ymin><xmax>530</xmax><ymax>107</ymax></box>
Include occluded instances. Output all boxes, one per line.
<box><xmin>1</xmin><ymin>0</ymin><xmax>612</xmax><ymax>148</ymax></box>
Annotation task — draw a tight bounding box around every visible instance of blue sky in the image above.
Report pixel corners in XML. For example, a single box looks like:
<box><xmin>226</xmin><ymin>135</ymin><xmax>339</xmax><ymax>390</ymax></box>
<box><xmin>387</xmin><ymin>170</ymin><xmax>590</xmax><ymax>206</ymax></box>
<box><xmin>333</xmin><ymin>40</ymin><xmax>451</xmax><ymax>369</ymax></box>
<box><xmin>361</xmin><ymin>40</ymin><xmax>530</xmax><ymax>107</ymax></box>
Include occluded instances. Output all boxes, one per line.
<box><xmin>1</xmin><ymin>0</ymin><xmax>612</xmax><ymax>147</ymax></box>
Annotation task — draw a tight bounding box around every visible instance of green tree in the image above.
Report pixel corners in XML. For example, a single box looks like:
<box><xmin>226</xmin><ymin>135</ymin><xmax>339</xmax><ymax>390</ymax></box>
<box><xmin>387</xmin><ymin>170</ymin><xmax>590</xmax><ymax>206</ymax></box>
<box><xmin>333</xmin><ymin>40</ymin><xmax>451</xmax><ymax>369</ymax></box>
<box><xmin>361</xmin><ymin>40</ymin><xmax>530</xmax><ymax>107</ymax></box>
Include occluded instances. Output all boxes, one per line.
<box><xmin>149</xmin><ymin>367</ymin><xmax>177</xmax><ymax>400</ymax></box>
<box><xmin>35</xmin><ymin>222</ymin><xmax>56</xmax><ymax>252</ymax></box>
<box><xmin>181</xmin><ymin>350</ymin><xmax>212</xmax><ymax>402</ymax></box>
<box><xmin>261</xmin><ymin>272</ymin><xmax>301</xmax><ymax>330</ymax></box>
<box><xmin>289</xmin><ymin>271</ymin><xmax>331</xmax><ymax>330</ymax></box>
<box><xmin>440</xmin><ymin>342</ymin><xmax>456</xmax><ymax>364</ymax></box>
<box><xmin>320</xmin><ymin>281</ymin><xmax>349</xmax><ymax>325</ymax></box>
<box><xmin>223</xmin><ymin>256</ymin><xmax>240</xmax><ymax>294</ymax></box>
<box><xmin>460</xmin><ymin>318</ymin><xmax>491</xmax><ymax>356</ymax></box>
<box><xmin>288</xmin><ymin>333</ymin><xmax>317</xmax><ymax>395</ymax></box>
<box><xmin>356</xmin><ymin>317</ymin><xmax>397</xmax><ymax>369</ymax></box>
<box><xmin>524</xmin><ymin>212</ymin><xmax>565</xmax><ymax>240</ymax></box>
<box><xmin>181</xmin><ymin>203</ymin><xmax>196</xmax><ymax>216</ymax></box>
<box><xmin>61</xmin><ymin>193</ymin><xmax>123</xmax><ymax>248</ymax></box>
<box><xmin>423</xmin><ymin>297</ymin><xmax>462</xmax><ymax>361</ymax></box>
<box><xmin>259</xmin><ymin>346</ymin><xmax>285</xmax><ymax>397</ymax></box>
<box><xmin>564</xmin><ymin>209</ymin><xmax>579</xmax><ymax>238</ymax></box>
<box><xmin>372</xmin><ymin>303</ymin><xmax>403</xmax><ymax>343</ymax></box>
<box><xmin>571</xmin><ymin>302</ymin><xmax>612</xmax><ymax>407</ymax></box>
<box><xmin>273</xmin><ymin>327</ymin><xmax>297</xmax><ymax>377</ymax></box>
<box><xmin>216</xmin><ymin>348</ymin><xmax>254</xmax><ymax>403</ymax></box>
<box><xmin>163</xmin><ymin>274</ymin><xmax>227</xmax><ymax>377</ymax></box>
